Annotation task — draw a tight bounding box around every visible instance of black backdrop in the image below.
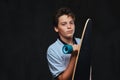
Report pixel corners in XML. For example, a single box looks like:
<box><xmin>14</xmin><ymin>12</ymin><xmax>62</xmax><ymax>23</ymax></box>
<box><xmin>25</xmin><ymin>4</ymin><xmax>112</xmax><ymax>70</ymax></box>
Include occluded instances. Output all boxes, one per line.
<box><xmin>1</xmin><ymin>0</ymin><xmax>120</xmax><ymax>80</ymax></box>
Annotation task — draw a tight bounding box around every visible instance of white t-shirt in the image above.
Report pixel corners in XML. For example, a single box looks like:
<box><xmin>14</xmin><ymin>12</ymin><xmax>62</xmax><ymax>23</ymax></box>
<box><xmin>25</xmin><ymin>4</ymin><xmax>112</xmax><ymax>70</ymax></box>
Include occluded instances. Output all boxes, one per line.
<box><xmin>47</xmin><ymin>38</ymin><xmax>80</xmax><ymax>78</ymax></box>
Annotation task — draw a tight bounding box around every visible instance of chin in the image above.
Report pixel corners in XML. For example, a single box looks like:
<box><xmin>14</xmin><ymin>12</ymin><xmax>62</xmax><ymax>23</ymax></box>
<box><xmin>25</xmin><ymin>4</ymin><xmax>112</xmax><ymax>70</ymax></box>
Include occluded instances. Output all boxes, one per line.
<box><xmin>66</xmin><ymin>35</ymin><xmax>73</xmax><ymax>39</ymax></box>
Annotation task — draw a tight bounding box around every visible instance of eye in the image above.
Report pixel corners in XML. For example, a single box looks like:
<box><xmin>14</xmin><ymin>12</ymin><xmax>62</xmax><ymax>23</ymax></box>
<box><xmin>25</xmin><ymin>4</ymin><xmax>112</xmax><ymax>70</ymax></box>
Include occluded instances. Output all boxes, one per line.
<box><xmin>61</xmin><ymin>22</ymin><xmax>67</xmax><ymax>26</ymax></box>
<box><xmin>70</xmin><ymin>21</ymin><xmax>74</xmax><ymax>24</ymax></box>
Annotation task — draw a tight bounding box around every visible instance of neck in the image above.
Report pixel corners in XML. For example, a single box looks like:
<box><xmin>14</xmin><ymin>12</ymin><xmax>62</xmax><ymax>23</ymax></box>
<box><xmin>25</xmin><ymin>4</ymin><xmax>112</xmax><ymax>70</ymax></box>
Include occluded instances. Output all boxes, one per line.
<box><xmin>59</xmin><ymin>36</ymin><xmax>74</xmax><ymax>45</ymax></box>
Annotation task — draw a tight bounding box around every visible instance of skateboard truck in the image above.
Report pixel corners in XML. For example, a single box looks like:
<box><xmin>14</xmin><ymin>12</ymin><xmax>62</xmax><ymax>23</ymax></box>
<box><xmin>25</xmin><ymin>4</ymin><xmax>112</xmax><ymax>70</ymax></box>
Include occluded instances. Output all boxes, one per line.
<box><xmin>62</xmin><ymin>44</ymin><xmax>73</xmax><ymax>54</ymax></box>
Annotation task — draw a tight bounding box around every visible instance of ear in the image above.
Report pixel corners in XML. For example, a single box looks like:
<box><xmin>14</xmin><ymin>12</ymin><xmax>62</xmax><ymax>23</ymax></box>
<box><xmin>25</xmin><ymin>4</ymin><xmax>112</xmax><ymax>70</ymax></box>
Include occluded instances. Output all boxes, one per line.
<box><xmin>54</xmin><ymin>27</ymin><xmax>58</xmax><ymax>32</ymax></box>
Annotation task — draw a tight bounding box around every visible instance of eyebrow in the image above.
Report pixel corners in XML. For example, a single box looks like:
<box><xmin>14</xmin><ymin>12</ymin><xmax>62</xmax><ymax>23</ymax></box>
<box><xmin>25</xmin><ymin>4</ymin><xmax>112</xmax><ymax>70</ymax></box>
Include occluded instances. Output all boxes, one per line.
<box><xmin>60</xmin><ymin>19</ymin><xmax>74</xmax><ymax>23</ymax></box>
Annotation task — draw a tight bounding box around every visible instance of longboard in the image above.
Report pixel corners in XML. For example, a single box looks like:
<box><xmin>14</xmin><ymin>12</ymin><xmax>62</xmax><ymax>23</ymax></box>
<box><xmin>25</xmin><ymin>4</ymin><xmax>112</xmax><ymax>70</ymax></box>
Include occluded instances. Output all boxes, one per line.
<box><xmin>72</xmin><ymin>18</ymin><xmax>92</xmax><ymax>80</ymax></box>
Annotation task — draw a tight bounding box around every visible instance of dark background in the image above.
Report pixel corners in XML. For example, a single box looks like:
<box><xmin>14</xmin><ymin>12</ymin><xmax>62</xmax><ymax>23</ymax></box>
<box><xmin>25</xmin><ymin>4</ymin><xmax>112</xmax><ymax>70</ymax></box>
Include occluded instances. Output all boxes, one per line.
<box><xmin>0</xmin><ymin>0</ymin><xmax>120</xmax><ymax>80</ymax></box>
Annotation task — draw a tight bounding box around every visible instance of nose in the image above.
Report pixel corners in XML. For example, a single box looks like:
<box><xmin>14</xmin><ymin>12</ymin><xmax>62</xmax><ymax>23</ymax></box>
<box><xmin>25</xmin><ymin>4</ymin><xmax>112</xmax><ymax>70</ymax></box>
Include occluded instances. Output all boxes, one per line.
<box><xmin>67</xmin><ymin>24</ymin><xmax>71</xmax><ymax>29</ymax></box>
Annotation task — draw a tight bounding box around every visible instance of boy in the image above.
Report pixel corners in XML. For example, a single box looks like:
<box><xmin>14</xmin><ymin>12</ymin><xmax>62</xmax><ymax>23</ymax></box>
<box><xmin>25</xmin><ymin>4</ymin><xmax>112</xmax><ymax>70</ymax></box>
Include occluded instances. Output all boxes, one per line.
<box><xmin>47</xmin><ymin>7</ymin><xmax>80</xmax><ymax>80</ymax></box>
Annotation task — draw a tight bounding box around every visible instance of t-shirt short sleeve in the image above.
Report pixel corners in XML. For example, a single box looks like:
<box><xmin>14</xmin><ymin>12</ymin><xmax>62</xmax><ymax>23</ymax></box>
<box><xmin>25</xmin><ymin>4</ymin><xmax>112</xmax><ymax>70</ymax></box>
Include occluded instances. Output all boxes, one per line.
<box><xmin>47</xmin><ymin>47</ymin><xmax>66</xmax><ymax>78</ymax></box>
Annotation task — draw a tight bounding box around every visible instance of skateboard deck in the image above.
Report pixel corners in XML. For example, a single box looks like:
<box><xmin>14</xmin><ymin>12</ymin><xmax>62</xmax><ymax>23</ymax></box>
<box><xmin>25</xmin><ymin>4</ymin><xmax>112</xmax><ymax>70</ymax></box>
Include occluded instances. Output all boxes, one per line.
<box><xmin>72</xmin><ymin>18</ymin><xmax>92</xmax><ymax>80</ymax></box>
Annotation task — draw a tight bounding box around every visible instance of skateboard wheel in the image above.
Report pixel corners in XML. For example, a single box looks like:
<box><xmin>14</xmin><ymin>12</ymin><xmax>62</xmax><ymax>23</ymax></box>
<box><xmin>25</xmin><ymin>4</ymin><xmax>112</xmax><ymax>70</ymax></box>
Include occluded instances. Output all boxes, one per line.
<box><xmin>62</xmin><ymin>44</ymin><xmax>73</xmax><ymax>54</ymax></box>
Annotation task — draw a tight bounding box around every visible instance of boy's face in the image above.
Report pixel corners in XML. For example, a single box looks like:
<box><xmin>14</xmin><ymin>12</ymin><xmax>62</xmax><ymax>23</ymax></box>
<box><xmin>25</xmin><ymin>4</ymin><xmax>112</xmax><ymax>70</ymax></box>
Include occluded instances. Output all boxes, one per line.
<box><xmin>54</xmin><ymin>15</ymin><xmax>75</xmax><ymax>39</ymax></box>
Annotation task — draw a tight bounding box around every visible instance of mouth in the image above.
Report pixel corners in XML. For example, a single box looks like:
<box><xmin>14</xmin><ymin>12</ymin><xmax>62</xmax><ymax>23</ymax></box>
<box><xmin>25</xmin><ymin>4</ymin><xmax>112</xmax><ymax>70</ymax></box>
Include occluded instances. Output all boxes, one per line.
<box><xmin>67</xmin><ymin>30</ymin><xmax>73</xmax><ymax>34</ymax></box>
